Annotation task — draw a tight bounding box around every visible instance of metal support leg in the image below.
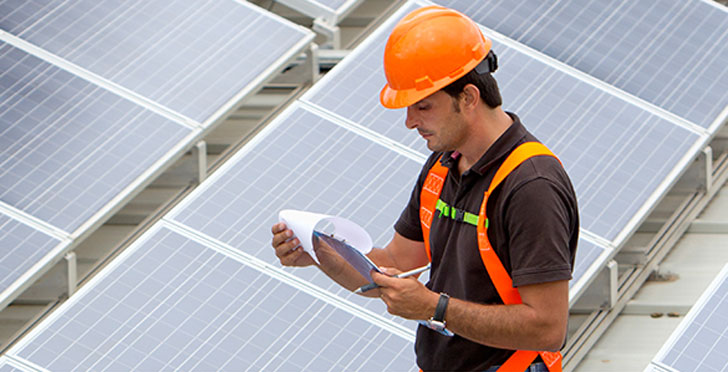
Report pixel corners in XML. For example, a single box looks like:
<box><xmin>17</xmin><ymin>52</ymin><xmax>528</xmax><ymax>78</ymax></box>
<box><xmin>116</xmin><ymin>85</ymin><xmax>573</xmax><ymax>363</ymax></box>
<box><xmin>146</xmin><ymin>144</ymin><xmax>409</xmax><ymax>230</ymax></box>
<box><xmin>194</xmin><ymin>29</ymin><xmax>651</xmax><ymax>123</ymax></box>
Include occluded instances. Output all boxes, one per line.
<box><xmin>571</xmin><ymin>260</ymin><xmax>618</xmax><ymax>312</ymax></box>
<box><xmin>191</xmin><ymin>141</ymin><xmax>207</xmax><ymax>184</ymax></box>
<box><xmin>65</xmin><ymin>252</ymin><xmax>77</xmax><ymax>297</ymax></box>
<box><xmin>702</xmin><ymin>146</ymin><xmax>713</xmax><ymax>193</ymax></box>
<box><xmin>313</xmin><ymin>18</ymin><xmax>341</xmax><ymax>50</ymax></box>
<box><xmin>304</xmin><ymin>43</ymin><xmax>320</xmax><ymax>84</ymax></box>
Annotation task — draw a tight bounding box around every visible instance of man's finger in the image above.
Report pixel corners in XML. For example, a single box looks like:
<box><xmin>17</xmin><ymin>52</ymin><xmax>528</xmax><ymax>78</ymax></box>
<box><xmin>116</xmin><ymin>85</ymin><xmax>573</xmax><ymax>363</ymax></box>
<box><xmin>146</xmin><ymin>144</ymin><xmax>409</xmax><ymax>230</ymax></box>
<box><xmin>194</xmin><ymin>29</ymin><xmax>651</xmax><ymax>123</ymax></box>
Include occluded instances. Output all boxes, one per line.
<box><xmin>372</xmin><ymin>270</ymin><xmax>397</xmax><ymax>287</ymax></box>
<box><xmin>280</xmin><ymin>246</ymin><xmax>304</xmax><ymax>264</ymax></box>
<box><xmin>271</xmin><ymin>222</ymin><xmax>287</xmax><ymax>234</ymax></box>
<box><xmin>274</xmin><ymin>237</ymin><xmax>300</xmax><ymax>258</ymax></box>
<box><xmin>271</xmin><ymin>228</ymin><xmax>295</xmax><ymax>247</ymax></box>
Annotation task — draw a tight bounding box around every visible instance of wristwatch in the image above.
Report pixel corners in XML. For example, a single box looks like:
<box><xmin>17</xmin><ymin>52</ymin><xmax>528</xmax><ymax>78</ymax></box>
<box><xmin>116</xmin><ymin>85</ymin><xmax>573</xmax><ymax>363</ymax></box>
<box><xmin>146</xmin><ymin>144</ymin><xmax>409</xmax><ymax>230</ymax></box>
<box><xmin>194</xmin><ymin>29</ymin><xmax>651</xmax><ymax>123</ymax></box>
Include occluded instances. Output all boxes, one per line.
<box><xmin>423</xmin><ymin>293</ymin><xmax>454</xmax><ymax>336</ymax></box>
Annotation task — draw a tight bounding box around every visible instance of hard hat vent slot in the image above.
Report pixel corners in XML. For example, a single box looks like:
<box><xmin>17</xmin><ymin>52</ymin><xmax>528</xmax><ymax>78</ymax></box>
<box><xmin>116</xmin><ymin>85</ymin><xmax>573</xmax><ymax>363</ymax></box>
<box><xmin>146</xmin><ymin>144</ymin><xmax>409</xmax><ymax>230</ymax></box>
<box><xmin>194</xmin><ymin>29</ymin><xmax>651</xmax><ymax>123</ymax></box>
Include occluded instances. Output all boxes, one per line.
<box><xmin>415</xmin><ymin>76</ymin><xmax>434</xmax><ymax>91</ymax></box>
<box><xmin>449</xmin><ymin>67</ymin><xmax>464</xmax><ymax>79</ymax></box>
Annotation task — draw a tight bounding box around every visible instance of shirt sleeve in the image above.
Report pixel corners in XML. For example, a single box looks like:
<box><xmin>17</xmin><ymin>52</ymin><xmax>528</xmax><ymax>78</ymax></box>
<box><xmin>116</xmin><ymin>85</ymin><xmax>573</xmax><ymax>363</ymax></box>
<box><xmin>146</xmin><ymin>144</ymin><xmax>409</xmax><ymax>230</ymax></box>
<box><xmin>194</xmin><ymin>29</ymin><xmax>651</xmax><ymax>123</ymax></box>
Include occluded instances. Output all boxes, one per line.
<box><xmin>504</xmin><ymin>176</ymin><xmax>576</xmax><ymax>287</ymax></box>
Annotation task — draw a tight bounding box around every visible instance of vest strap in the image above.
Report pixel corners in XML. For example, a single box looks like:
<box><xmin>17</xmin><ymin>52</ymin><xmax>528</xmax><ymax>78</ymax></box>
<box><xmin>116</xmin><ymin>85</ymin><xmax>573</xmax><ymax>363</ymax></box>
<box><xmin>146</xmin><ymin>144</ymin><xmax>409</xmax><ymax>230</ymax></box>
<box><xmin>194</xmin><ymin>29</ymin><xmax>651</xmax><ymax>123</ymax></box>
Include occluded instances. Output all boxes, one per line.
<box><xmin>420</xmin><ymin>157</ymin><xmax>448</xmax><ymax>261</ymax></box>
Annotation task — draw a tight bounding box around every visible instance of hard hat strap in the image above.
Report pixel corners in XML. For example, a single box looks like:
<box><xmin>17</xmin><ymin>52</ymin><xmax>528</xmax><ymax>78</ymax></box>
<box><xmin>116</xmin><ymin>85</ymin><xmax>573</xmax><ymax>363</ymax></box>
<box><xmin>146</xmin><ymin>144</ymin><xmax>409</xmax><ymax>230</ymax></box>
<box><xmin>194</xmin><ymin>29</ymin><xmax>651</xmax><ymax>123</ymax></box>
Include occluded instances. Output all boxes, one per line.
<box><xmin>474</xmin><ymin>51</ymin><xmax>498</xmax><ymax>75</ymax></box>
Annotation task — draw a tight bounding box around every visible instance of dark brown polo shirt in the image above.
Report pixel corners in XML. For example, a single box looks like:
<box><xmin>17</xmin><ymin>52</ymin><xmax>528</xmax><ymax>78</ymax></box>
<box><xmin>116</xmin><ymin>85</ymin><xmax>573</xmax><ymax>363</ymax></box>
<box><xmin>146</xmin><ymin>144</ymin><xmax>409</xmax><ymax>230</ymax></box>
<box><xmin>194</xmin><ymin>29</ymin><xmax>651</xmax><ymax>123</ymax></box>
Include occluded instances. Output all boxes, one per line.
<box><xmin>394</xmin><ymin>114</ymin><xmax>579</xmax><ymax>371</ymax></box>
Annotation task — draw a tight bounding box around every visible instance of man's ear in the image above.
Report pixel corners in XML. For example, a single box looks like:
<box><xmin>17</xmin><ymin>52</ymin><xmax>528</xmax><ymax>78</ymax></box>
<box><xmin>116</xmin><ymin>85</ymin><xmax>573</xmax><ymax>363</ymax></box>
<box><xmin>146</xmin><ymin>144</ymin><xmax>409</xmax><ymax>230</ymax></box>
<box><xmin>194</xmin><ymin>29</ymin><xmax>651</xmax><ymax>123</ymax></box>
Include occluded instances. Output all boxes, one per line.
<box><xmin>461</xmin><ymin>84</ymin><xmax>480</xmax><ymax>110</ymax></box>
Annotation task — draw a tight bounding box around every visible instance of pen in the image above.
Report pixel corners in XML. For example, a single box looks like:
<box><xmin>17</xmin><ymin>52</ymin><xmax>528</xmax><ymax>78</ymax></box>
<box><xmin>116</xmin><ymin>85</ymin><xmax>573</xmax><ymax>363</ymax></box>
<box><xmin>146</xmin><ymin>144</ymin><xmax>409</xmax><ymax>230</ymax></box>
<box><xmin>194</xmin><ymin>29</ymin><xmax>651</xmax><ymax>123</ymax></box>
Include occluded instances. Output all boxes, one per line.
<box><xmin>354</xmin><ymin>263</ymin><xmax>432</xmax><ymax>294</ymax></box>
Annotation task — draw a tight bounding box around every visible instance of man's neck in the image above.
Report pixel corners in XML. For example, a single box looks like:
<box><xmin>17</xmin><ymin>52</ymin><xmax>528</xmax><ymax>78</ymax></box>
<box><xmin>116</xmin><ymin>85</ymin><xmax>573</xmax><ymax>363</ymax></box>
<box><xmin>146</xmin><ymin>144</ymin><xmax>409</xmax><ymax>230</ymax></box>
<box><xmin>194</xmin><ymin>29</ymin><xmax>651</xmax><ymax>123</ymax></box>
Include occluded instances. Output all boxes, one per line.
<box><xmin>457</xmin><ymin>107</ymin><xmax>513</xmax><ymax>174</ymax></box>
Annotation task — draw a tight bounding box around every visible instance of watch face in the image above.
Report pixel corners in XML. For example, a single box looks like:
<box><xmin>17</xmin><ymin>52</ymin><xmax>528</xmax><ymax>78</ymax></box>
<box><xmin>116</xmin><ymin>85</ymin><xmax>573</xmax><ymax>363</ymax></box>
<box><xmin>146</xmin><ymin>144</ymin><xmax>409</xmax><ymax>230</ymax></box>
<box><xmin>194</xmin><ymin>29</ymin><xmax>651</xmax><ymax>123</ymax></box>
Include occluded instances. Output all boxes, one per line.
<box><xmin>418</xmin><ymin>320</ymin><xmax>455</xmax><ymax>337</ymax></box>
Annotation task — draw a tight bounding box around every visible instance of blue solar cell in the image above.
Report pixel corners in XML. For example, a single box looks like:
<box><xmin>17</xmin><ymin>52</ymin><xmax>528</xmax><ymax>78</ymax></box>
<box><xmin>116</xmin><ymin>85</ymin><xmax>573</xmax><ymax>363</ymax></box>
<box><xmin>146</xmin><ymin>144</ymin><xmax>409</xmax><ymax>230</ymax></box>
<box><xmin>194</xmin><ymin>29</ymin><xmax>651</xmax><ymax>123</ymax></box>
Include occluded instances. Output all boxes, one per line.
<box><xmin>432</xmin><ymin>0</ymin><xmax>728</xmax><ymax>130</ymax></box>
<box><xmin>0</xmin><ymin>42</ymin><xmax>192</xmax><ymax>233</ymax></box>
<box><xmin>9</xmin><ymin>225</ymin><xmax>415</xmax><ymax>371</ymax></box>
<box><xmin>0</xmin><ymin>0</ymin><xmax>313</xmax><ymax>123</ymax></box>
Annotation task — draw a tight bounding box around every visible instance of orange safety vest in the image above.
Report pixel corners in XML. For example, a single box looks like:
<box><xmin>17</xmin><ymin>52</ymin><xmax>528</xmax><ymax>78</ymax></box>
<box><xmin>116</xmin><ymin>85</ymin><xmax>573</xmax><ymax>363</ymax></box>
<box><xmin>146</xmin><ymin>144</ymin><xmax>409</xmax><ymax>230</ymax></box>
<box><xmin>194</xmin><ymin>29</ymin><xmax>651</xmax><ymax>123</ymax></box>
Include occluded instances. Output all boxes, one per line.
<box><xmin>419</xmin><ymin>142</ymin><xmax>563</xmax><ymax>372</ymax></box>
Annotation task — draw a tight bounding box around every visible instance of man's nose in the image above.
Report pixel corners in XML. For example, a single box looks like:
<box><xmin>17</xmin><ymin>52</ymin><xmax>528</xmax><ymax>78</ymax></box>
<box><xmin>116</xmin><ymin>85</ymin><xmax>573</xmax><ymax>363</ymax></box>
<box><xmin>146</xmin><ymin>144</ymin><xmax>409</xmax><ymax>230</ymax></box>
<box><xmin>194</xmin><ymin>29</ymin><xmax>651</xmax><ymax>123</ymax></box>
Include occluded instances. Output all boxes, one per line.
<box><xmin>405</xmin><ymin>107</ymin><xmax>419</xmax><ymax>129</ymax></box>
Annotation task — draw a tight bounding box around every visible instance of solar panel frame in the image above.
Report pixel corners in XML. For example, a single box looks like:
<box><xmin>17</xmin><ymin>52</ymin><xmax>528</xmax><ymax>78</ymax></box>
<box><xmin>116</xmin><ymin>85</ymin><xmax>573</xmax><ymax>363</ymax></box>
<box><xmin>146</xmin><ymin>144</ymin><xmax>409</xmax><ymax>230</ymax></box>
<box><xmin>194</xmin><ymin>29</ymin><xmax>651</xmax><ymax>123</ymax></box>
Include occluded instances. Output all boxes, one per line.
<box><xmin>568</xmin><ymin>236</ymin><xmax>613</xmax><ymax>305</ymax></box>
<box><xmin>430</xmin><ymin>0</ymin><xmax>728</xmax><ymax>133</ymax></box>
<box><xmin>648</xmin><ymin>263</ymin><xmax>728</xmax><ymax>372</ymax></box>
<box><xmin>7</xmin><ymin>223</ymin><xmax>416</xmax><ymax>371</ymax></box>
<box><xmin>0</xmin><ymin>356</ymin><xmax>33</xmax><ymax>372</ymax></box>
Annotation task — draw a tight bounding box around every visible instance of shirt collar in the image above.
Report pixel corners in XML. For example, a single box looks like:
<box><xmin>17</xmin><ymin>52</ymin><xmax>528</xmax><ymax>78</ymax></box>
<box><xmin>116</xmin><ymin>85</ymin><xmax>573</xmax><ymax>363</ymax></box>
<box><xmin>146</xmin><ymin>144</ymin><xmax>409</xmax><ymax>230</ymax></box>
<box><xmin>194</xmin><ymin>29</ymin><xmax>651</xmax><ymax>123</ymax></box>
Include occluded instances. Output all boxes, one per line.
<box><xmin>440</xmin><ymin>112</ymin><xmax>528</xmax><ymax>175</ymax></box>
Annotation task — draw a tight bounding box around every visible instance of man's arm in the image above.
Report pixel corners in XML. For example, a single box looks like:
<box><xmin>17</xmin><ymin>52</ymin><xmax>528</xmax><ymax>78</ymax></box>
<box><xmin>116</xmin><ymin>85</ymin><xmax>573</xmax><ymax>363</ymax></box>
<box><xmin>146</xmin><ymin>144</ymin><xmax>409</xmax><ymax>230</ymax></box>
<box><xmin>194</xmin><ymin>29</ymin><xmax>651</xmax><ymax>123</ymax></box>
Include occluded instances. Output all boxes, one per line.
<box><xmin>271</xmin><ymin>223</ymin><xmax>429</xmax><ymax>297</ymax></box>
<box><xmin>372</xmin><ymin>272</ymin><xmax>568</xmax><ymax>352</ymax></box>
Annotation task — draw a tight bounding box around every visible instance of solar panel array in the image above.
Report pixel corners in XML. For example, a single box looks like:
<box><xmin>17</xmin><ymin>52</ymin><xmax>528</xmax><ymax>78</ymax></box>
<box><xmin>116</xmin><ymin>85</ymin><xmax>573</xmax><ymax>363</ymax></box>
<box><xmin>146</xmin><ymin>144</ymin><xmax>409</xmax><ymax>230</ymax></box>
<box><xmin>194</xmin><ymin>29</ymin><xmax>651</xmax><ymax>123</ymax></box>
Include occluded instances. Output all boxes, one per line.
<box><xmin>432</xmin><ymin>0</ymin><xmax>728</xmax><ymax>132</ymax></box>
<box><xmin>0</xmin><ymin>0</ymin><xmax>313</xmax><ymax>313</ymax></box>
<box><xmin>0</xmin><ymin>0</ymin><xmax>314</xmax><ymax>124</ymax></box>
<box><xmin>646</xmin><ymin>264</ymin><xmax>728</xmax><ymax>372</ymax></box>
<box><xmin>3</xmin><ymin>0</ymin><xmax>726</xmax><ymax>370</ymax></box>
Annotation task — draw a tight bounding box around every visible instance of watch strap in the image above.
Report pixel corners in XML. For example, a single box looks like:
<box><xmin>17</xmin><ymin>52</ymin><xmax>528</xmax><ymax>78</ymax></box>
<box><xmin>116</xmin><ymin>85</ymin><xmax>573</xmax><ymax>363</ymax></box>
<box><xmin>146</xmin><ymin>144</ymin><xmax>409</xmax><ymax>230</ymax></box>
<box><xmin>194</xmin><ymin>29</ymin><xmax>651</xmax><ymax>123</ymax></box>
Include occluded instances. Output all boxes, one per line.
<box><xmin>433</xmin><ymin>293</ymin><xmax>449</xmax><ymax>322</ymax></box>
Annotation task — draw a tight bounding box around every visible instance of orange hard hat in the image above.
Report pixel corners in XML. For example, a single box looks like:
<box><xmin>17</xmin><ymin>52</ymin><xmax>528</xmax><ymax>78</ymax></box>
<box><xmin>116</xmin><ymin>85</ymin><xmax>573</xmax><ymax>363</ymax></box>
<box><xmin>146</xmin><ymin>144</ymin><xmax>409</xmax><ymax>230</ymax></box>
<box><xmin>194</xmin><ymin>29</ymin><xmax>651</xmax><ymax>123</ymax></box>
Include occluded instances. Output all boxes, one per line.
<box><xmin>380</xmin><ymin>6</ymin><xmax>492</xmax><ymax>109</ymax></box>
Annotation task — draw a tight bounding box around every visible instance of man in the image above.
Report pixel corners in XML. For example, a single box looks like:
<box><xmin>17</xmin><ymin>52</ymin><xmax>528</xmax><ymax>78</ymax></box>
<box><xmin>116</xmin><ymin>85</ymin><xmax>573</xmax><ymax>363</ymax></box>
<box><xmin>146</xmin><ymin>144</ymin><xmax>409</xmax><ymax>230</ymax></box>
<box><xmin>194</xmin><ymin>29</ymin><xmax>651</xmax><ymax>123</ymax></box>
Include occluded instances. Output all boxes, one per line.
<box><xmin>272</xmin><ymin>6</ymin><xmax>578</xmax><ymax>372</ymax></box>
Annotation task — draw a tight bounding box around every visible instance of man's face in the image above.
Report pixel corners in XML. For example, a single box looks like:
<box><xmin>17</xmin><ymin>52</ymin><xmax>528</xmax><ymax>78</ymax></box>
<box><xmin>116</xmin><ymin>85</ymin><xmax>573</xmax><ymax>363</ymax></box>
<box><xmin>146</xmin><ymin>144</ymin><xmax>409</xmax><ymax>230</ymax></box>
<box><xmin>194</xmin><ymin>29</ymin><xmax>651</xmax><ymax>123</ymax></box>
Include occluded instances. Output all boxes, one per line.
<box><xmin>405</xmin><ymin>90</ymin><xmax>467</xmax><ymax>152</ymax></box>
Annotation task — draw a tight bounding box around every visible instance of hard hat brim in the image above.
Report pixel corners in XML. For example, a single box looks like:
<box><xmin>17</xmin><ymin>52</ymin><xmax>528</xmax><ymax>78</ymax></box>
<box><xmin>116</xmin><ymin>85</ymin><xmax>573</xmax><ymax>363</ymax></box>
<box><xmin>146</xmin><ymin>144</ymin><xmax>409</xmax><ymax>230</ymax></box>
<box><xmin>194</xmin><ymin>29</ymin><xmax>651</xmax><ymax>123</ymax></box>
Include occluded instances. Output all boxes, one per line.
<box><xmin>380</xmin><ymin>83</ymin><xmax>443</xmax><ymax>109</ymax></box>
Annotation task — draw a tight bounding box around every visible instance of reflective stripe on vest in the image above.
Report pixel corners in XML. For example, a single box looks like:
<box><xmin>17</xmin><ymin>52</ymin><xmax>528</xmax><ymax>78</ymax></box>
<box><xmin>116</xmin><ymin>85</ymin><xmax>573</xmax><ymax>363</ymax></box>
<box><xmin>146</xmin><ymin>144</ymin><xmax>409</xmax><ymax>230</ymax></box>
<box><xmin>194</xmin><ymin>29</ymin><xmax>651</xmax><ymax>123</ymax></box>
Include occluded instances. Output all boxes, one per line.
<box><xmin>418</xmin><ymin>142</ymin><xmax>563</xmax><ymax>372</ymax></box>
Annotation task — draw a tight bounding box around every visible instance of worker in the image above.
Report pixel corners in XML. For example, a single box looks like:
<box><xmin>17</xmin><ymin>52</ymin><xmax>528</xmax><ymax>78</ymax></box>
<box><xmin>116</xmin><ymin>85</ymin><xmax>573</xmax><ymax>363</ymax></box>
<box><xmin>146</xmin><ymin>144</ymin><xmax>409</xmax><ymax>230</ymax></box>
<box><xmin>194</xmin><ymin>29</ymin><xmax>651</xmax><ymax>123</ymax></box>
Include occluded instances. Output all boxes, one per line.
<box><xmin>271</xmin><ymin>5</ymin><xmax>579</xmax><ymax>372</ymax></box>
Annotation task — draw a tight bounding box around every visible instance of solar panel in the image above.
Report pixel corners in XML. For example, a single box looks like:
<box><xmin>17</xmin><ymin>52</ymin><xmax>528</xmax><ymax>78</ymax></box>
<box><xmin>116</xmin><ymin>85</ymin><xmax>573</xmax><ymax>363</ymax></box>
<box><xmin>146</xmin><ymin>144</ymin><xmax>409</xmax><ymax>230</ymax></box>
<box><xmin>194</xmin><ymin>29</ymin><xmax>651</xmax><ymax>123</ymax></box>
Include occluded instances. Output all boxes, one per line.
<box><xmin>647</xmin><ymin>263</ymin><xmax>728</xmax><ymax>372</ymax></box>
<box><xmin>0</xmin><ymin>0</ymin><xmax>314</xmax><ymax>124</ymax></box>
<box><xmin>7</xmin><ymin>224</ymin><xmax>415</xmax><ymax>371</ymax></box>
<box><xmin>301</xmin><ymin>1</ymin><xmax>706</xmax><ymax>246</ymax></box>
<box><xmin>0</xmin><ymin>356</ymin><xmax>30</xmax><ymax>372</ymax></box>
<box><xmin>570</xmin><ymin>237</ymin><xmax>611</xmax><ymax>302</ymax></box>
<box><xmin>168</xmin><ymin>102</ymin><xmax>425</xmax><ymax>326</ymax></box>
<box><xmin>0</xmin><ymin>212</ymin><xmax>68</xmax><ymax>309</ymax></box>
<box><xmin>0</xmin><ymin>42</ymin><xmax>193</xmax><ymax>234</ymax></box>
<box><xmin>431</xmin><ymin>0</ymin><xmax>728</xmax><ymax>132</ymax></box>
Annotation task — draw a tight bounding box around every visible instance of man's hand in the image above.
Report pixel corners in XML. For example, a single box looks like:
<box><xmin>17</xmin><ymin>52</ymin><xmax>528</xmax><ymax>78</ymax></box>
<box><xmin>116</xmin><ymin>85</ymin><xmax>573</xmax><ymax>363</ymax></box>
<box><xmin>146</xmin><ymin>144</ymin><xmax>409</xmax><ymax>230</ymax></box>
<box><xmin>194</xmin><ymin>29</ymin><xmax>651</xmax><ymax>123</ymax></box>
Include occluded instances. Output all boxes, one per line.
<box><xmin>372</xmin><ymin>267</ymin><xmax>439</xmax><ymax>320</ymax></box>
<box><xmin>271</xmin><ymin>222</ymin><xmax>316</xmax><ymax>267</ymax></box>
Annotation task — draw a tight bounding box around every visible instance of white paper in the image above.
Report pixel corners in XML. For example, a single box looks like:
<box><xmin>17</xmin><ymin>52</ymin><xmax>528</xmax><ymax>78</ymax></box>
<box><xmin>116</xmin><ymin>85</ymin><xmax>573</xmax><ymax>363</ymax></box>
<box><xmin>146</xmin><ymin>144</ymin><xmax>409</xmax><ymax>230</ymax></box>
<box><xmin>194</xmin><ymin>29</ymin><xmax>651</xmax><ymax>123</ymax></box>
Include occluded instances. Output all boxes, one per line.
<box><xmin>278</xmin><ymin>209</ymin><xmax>373</xmax><ymax>264</ymax></box>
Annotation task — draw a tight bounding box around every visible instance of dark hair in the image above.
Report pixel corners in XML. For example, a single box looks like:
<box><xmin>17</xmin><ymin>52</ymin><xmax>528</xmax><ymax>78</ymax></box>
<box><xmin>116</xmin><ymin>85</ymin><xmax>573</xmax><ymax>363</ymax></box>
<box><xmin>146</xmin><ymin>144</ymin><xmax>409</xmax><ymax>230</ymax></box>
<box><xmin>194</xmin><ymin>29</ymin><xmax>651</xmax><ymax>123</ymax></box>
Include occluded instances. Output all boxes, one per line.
<box><xmin>442</xmin><ymin>66</ymin><xmax>502</xmax><ymax>109</ymax></box>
